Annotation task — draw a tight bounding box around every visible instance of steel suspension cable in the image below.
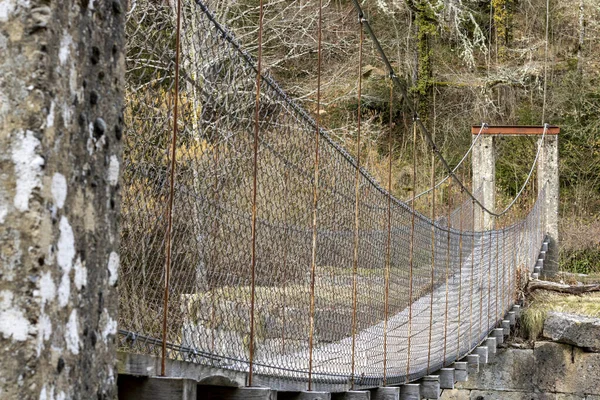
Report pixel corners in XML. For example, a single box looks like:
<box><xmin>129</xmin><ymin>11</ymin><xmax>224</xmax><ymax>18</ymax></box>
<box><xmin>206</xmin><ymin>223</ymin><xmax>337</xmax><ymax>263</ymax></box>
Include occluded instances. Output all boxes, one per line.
<box><xmin>495</xmin><ymin>124</ymin><xmax>548</xmax><ymax>215</ymax></box>
<box><xmin>408</xmin><ymin>123</ymin><xmax>487</xmax><ymax>203</ymax></box>
<box><xmin>348</xmin><ymin>0</ymin><xmax>542</xmax><ymax>218</ymax></box>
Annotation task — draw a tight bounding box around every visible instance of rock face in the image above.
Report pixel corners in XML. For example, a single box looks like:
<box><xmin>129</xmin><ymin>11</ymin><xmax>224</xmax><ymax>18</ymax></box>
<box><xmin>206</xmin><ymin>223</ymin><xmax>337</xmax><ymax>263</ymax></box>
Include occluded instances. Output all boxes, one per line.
<box><xmin>442</xmin><ymin>342</ymin><xmax>600</xmax><ymax>399</ymax></box>
<box><xmin>543</xmin><ymin>312</ymin><xmax>600</xmax><ymax>352</ymax></box>
<box><xmin>0</xmin><ymin>1</ymin><xmax>125</xmax><ymax>399</ymax></box>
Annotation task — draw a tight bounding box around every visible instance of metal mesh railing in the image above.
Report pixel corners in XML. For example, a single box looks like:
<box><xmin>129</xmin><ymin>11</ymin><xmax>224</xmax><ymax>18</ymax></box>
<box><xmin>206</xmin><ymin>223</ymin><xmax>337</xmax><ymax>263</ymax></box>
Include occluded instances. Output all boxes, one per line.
<box><xmin>118</xmin><ymin>0</ymin><xmax>548</xmax><ymax>389</ymax></box>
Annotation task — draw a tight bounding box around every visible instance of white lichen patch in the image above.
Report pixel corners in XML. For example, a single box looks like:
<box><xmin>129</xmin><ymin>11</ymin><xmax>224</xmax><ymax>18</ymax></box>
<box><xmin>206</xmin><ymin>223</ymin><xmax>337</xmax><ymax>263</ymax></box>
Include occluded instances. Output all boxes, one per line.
<box><xmin>58</xmin><ymin>31</ymin><xmax>72</xmax><ymax>65</ymax></box>
<box><xmin>74</xmin><ymin>257</ymin><xmax>87</xmax><ymax>291</ymax></box>
<box><xmin>0</xmin><ymin>0</ymin><xmax>16</xmax><ymax>23</ymax></box>
<box><xmin>107</xmin><ymin>251</ymin><xmax>119</xmax><ymax>286</ymax></box>
<box><xmin>57</xmin><ymin>216</ymin><xmax>75</xmax><ymax>273</ymax></box>
<box><xmin>38</xmin><ymin>271</ymin><xmax>56</xmax><ymax>306</ymax></box>
<box><xmin>39</xmin><ymin>384</ymin><xmax>55</xmax><ymax>400</ymax></box>
<box><xmin>65</xmin><ymin>309</ymin><xmax>80</xmax><ymax>355</ymax></box>
<box><xmin>36</xmin><ymin>313</ymin><xmax>52</xmax><ymax>357</ymax></box>
<box><xmin>87</xmin><ymin>122</ymin><xmax>95</xmax><ymax>155</ymax></box>
<box><xmin>0</xmin><ymin>188</ymin><xmax>8</xmax><ymax>224</ymax></box>
<box><xmin>57</xmin><ymin>273</ymin><xmax>70</xmax><ymax>308</ymax></box>
<box><xmin>0</xmin><ymin>290</ymin><xmax>31</xmax><ymax>342</ymax></box>
<box><xmin>51</xmin><ymin>173</ymin><xmax>67</xmax><ymax>209</ymax></box>
<box><xmin>107</xmin><ymin>155</ymin><xmax>119</xmax><ymax>186</ymax></box>
<box><xmin>46</xmin><ymin>100</ymin><xmax>55</xmax><ymax>128</ymax></box>
<box><xmin>11</xmin><ymin>130</ymin><xmax>44</xmax><ymax>212</ymax></box>
<box><xmin>101</xmin><ymin>309</ymin><xmax>117</xmax><ymax>344</ymax></box>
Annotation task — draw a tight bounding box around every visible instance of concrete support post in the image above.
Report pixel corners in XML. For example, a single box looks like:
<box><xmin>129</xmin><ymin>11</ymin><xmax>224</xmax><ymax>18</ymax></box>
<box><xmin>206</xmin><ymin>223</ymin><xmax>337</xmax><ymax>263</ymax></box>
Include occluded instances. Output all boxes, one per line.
<box><xmin>371</xmin><ymin>387</ymin><xmax>400</xmax><ymax>400</ymax></box>
<box><xmin>472</xmin><ymin>135</ymin><xmax>495</xmax><ymax>231</ymax></box>
<box><xmin>537</xmin><ymin>135</ymin><xmax>559</xmax><ymax>275</ymax></box>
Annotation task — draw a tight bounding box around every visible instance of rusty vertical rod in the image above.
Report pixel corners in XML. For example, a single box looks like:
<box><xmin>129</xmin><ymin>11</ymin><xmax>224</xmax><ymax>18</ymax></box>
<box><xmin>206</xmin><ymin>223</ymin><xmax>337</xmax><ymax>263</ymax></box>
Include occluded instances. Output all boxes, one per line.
<box><xmin>502</xmin><ymin>221</ymin><xmax>507</xmax><ymax>317</ymax></box>
<box><xmin>308</xmin><ymin>0</ymin><xmax>323</xmax><ymax>390</ymax></box>
<box><xmin>469</xmin><ymin>197</ymin><xmax>475</xmax><ymax>349</ymax></box>
<box><xmin>161</xmin><ymin>0</ymin><xmax>183</xmax><ymax>377</ymax></box>
<box><xmin>426</xmin><ymin>129</ymin><xmax>436</xmax><ymax>374</ymax></box>
<box><xmin>487</xmin><ymin>223</ymin><xmax>493</xmax><ymax>332</ymax></box>
<box><xmin>456</xmin><ymin>172</ymin><xmax>465</xmax><ymax>359</ymax></box>
<box><xmin>406</xmin><ymin>117</ymin><xmax>418</xmax><ymax>381</ymax></box>
<box><xmin>209</xmin><ymin>146</ymin><xmax>221</xmax><ymax>353</ymax></box>
<box><xmin>350</xmin><ymin>17</ymin><xmax>364</xmax><ymax>390</ymax></box>
<box><xmin>478</xmin><ymin>205</ymin><xmax>485</xmax><ymax>342</ymax></box>
<box><xmin>442</xmin><ymin>180</ymin><xmax>452</xmax><ymax>366</ymax></box>
<box><xmin>281</xmin><ymin>170</ymin><xmax>290</xmax><ymax>354</ymax></box>
<box><xmin>383</xmin><ymin>79</ymin><xmax>394</xmax><ymax>386</ymax></box>
<box><xmin>513</xmin><ymin>216</ymin><xmax>518</xmax><ymax>305</ymax></box>
<box><xmin>495</xmin><ymin>216</ymin><xmax>500</xmax><ymax>324</ymax></box>
<box><xmin>248</xmin><ymin>0</ymin><xmax>265</xmax><ymax>386</ymax></box>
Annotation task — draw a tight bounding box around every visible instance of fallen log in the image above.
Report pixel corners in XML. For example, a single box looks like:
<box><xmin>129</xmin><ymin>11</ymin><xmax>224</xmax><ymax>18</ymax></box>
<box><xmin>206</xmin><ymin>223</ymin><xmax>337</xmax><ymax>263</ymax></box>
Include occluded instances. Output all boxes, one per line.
<box><xmin>527</xmin><ymin>280</ymin><xmax>600</xmax><ymax>294</ymax></box>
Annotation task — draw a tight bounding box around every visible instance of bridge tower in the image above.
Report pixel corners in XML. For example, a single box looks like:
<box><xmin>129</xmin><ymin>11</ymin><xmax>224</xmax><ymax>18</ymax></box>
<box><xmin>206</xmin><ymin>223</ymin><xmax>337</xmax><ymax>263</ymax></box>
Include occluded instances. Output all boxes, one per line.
<box><xmin>471</xmin><ymin>125</ymin><xmax>560</xmax><ymax>275</ymax></box>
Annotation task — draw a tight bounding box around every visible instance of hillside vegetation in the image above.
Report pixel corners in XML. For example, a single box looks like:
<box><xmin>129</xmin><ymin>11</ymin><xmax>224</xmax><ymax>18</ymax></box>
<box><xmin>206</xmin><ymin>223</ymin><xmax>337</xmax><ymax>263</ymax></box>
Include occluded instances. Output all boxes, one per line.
<box><xmin>206</xmin><ymin>0</ymin><xmax>600</xmax><ymax>273</ymax></box>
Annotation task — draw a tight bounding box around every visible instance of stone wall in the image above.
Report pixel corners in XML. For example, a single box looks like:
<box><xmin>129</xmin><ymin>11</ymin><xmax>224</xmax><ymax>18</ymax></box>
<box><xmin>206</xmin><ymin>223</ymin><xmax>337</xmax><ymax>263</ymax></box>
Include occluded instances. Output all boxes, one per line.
<box><xmin>1</xmin><ymin>1</ymin><xmax>125</xmax><ymax>399</ymax></box>
<box><xmin>441</xmin><ymin>342</ymin><xmax>600</xmax><ymax>400</ymax></box>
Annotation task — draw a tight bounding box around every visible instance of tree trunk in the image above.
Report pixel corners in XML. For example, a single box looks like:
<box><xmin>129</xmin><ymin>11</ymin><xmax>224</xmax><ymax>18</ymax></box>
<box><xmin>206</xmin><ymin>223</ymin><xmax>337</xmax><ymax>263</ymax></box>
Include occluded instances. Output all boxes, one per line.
<box><xmin>527</xmin><ymin>280</ymin><xmax>600</xmax><ymax>294</ymax></box>
<box><xmin>0</xmin><ymin>1</ymin><xmax>125</xmax><ymax>399</ymax></box>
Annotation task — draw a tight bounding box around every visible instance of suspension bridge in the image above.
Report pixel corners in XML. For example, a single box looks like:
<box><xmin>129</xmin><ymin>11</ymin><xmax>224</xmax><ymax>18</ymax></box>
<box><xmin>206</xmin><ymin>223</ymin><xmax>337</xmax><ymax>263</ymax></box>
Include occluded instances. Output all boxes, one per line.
<box><xmin>117</xmin><ymin>0</ymin><xmax>559</xmax><ymax>398</ymax></box>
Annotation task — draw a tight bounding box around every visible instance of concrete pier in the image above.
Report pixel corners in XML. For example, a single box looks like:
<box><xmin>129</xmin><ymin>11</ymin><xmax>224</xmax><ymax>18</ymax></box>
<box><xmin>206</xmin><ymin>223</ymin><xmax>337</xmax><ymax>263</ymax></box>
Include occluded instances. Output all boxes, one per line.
<box><xmin>400</xmin><ymin>384</ymin><xmax>420</xmax><ymax>400</ymax></box>
<box><xmin>371</xmin><ymin>387</ymin><xmax>399</xmax><ymax>400</ymax></box>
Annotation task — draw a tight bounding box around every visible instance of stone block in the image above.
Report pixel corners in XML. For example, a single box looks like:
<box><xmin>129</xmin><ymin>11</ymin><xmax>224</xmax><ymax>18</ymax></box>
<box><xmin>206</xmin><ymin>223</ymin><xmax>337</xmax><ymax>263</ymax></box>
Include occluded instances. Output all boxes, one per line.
<box><xmin>492</xmin><ymin>328</ymin><xmax>504</xmax><ymax>344</ymax></box>
<box><xmin>278</xmin><ymin>391</ymin><xmax>331</xmax><ymax>400</ymax></box>
<box><xmin>438</xmin><ymin>389</ymin><xmax>469</xmax><ymax>400</ymax></box>
<box><xmin>332</xmin><ymin>391</ymin><xmax>370</xmax><ymax>400</ymax></box>
<box><xmin>502</xmin><ymin>320</ymin><xmax>511</xmax><ymax>336</ymax></box>
<box><xmin>511</xmin><ymin>305</ymin><xmax>521</xmax><ymax>318</ymax></box>
<box><xmin>466</xmin><ymin>354</ymin><xmax>479</xmax><ymax>374</ymax></box>
<box><xmin>453</xmin><ymin>362</ymin><xmax>468</xmax><ymax>382</ymax></box>
<box><xmin>534</xmin><ymin>341</ymin><xmax>600</xmax><ymax>396</ymax></box>
<box><xmin>400</xmin><ymin>384</ymin><xmax>420</xmax><ymax>400</ymax></box>
<box><xmin>474</xmin><ymin>347</ymin><xmax>488</xmax><ymax>364</ymax></box>
<box><xmin>371</xmin><ymin>387</ymin><xmax>399</xmax><ymax>400</ymax></box>
<box><xmin>118</xmin><ymin>376</ymin><xmax>197</xmax><ymax>400</ymax></box>
<box><xmin>439</xmin><ymin>369</ymin><xmax>454</xmax><ymax>389</ymax></box>
<box><xmin>420</xmin><ymin>376</ymin><xmax>440</xmax><ymax>399</ymax></box>
<box><xmin>199</xmin><ymin>386</ymin><xmax>276</xmax><ymax>400</ymax></box>
<box><xmin>456</xmin><ymin>348</ymin><xmax>535</xmax><ymax>392</ymax></box>
<box><xmin>485</xmin><ymin>338</ymin><xmax>497</xmax><ymax>363</ymax></box>
<box><xmin>468</xmin><ymin>390</ymin><xmax>581</xmax><ymax>399</ymax></box>
<box><xmin>543</xmin><ymin>312</ymin><xmax>600</xmax><ymax>351</ymax></box>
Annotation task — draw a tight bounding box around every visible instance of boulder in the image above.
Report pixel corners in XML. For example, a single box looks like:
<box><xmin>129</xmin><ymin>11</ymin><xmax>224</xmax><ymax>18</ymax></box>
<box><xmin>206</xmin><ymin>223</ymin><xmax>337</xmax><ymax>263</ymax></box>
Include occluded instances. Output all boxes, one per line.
<box><xmin>543</xmin><ymin>312</ymin><xmax>600</xmax><ymax>352</ymax></box>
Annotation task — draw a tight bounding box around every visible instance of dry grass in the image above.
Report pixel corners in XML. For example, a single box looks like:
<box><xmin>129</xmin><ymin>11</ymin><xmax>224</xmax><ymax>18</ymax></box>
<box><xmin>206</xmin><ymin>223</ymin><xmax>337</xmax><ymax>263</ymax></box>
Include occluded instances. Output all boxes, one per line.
<box><xmin>521</xmin><ymin>290</ymin><xmax>600</xmax><ymax>340</ymax></box>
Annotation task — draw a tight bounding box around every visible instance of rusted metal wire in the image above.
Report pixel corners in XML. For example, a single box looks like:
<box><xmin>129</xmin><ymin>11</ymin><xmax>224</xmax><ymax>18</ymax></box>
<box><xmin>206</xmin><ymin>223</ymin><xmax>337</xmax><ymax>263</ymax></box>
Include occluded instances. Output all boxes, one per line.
<box><xmin>350</xmin><ymin>17</ymin><xmax>364</xmax><ymax>390</ymax></box>
<box><xmin>456</xmin><ymin>172</ymin><xmax>465</xmax><ymax>360</ymax></box>
<box><xmin>442</xmin><ymin>181</ymin><xmax>452</xmax><ymax>365</ymax></box>
<box><xmin>383</xmin><ymin>79</ymin><xmax>394</xmax><ymax>386</ymax></box>
<box><xmin>161</xmin><ymin>0</ymin><xmax>183</xmax><ymax>378</ymax></box>
<box><xmin>427</xmin><ymin>137</ymin><xmax>436</xmax><ymax>374</ymax></box>
<box><xmin>406</xmin><ymin>118</ymin><xmax>418</xmax><ymax>381</ymax></box>
<box><xmin>248</xmin><ymin>0</ymin><xmax>265</xmax><ymax>385</ymax></box>
<box><xmin>119</xmin><ymin>0</ymin><xmax>549</xmax><ymax>389</ymax></box>
<box><xmin>307</xmin><ymin>0</ymin><xmax>323</xmax><ymax>390</ymax></box>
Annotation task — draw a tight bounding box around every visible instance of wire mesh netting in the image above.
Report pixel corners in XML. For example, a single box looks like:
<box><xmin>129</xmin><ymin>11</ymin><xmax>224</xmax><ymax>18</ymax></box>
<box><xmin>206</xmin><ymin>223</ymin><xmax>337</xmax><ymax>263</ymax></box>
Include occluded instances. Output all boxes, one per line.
<box><xmin>118</xmin><ymin>0</ymin><xmax>548</xmax><ymax>388</ymax></box>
